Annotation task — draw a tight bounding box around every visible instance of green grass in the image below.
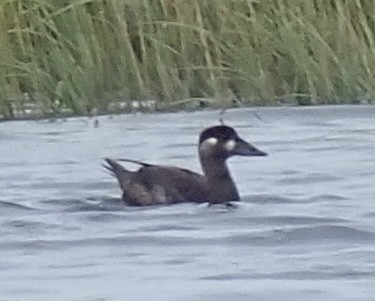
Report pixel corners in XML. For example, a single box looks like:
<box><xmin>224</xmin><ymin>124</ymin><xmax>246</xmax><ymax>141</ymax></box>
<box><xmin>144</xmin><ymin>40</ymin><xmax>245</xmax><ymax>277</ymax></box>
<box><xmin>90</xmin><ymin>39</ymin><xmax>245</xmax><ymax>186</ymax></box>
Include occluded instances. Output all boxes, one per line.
<box><xmin>1</xmin><ymin>0</ymin><xmax>375</xmax><ymax>118</ymax></box>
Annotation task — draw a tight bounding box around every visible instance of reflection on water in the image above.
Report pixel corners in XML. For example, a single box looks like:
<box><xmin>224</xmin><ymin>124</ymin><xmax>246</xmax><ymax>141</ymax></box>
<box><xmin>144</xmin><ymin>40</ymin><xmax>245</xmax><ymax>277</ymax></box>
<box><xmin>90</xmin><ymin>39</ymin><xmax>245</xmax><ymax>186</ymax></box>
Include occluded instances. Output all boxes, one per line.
<box><xmin>1</xmin><ymin>105</ymin><xmax>375</xmax><ymax>301</ymax></box>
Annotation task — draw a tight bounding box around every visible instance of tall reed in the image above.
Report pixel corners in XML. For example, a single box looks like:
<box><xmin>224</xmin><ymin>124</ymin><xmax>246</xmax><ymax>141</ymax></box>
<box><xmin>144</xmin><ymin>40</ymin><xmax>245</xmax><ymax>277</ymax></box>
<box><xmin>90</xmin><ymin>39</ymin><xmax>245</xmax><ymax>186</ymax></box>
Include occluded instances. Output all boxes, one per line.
<box><xmin>1</xmin><ymin>0</ymin><xmax>375</xmax><ymax>118</ymax></box>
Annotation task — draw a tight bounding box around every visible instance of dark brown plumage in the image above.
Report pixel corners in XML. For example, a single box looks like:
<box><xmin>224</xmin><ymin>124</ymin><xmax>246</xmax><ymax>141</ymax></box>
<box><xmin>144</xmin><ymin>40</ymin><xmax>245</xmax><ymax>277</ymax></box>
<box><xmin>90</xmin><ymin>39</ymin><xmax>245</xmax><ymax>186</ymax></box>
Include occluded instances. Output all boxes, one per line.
<box><xmin>103</xmin><ymin>125</ymin><xmax>267</xmax><ymax>206</ymax></box>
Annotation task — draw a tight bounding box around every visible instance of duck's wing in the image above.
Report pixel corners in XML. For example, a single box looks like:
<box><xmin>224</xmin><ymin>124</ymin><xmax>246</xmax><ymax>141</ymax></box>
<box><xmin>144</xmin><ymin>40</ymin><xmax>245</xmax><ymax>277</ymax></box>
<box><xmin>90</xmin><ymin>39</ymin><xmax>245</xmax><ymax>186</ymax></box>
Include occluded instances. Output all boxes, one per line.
<box><xmin>103</xmin><ymin>158</ymin><xmax>208</xmax><ymax>206</ymax></box>
<box><xmin>135</xmin><ymin>165</ymin><xmax>208</xmax><ymax>204</ymax></box>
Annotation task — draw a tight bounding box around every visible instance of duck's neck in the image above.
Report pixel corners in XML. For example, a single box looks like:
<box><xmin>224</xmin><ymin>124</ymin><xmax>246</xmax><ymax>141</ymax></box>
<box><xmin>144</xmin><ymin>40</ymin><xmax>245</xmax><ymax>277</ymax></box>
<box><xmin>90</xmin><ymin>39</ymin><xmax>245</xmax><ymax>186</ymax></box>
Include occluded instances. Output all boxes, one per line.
<box><xmin>200</xmin><ymin>156</ymin><xmax>240</xmax><ymax>203</ymax></box>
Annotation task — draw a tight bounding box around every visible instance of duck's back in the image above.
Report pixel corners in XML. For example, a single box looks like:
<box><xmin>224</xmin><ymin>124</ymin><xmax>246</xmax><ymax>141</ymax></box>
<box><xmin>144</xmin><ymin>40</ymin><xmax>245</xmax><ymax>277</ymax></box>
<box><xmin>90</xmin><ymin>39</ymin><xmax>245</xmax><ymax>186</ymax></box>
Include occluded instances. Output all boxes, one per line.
<box><xmin>104</xmin><ymin>159</ymin><xmax>208</xmax><ymax>206</ymax></box>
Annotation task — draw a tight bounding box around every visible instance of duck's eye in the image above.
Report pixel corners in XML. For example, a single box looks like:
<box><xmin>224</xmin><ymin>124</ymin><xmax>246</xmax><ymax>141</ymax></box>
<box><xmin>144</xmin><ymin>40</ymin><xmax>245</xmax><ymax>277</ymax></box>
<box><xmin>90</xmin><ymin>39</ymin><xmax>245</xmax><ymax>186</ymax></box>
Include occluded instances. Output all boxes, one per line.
<box><xmin>224</xmin><ymin>139</ymin><xmax>236</xmax><ymax>151</ymax></box>
<box><xmin>205</xmin><ymin>137</ymin><xmax>218</xmax><ymax>146</ymax></box>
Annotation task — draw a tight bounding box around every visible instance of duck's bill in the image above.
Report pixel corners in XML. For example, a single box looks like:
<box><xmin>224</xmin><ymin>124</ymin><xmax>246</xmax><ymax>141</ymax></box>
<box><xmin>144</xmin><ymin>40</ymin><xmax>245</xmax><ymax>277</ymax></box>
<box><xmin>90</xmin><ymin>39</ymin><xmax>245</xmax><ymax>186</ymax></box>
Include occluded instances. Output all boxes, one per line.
<box><xmin>234</xmin><ymin>138</ymin><xmax>267</xmax><ymax>156</ymax></box>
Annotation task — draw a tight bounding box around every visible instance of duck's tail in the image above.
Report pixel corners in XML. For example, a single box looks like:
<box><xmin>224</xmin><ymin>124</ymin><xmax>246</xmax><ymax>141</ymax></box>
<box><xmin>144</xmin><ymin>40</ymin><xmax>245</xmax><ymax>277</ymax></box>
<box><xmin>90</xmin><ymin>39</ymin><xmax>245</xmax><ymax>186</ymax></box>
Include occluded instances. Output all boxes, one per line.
<box><xmin>103</xmin><ymin>158</ymin><xmax>128</xmax><ymax>188</ymax></box>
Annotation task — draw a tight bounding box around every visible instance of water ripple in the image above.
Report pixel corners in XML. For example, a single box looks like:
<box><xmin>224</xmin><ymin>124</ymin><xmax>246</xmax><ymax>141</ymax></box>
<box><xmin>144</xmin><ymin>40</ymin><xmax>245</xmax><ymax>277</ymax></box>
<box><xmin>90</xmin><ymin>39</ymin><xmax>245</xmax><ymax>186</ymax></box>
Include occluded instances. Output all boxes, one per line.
<box><xmin>226</xmin><ymin>225</ymin><xmax>375</xmax><ymax>246</ymax></box>
<box><xmin>0</xmin><ymin>200</ymin><xmax>38</xmax><ymax>212</ymax></box>
<box><xmin>1</xmin><ymin>106</ymin><xmax>375</xmax><ymax>300</ymax></box>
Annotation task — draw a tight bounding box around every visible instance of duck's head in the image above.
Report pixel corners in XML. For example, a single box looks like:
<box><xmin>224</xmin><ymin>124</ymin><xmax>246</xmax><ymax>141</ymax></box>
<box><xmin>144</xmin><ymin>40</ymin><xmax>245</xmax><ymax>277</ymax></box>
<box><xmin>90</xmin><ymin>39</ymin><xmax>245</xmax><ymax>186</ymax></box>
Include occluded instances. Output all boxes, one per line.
<box><xmin>198</xmin><ymin>125</ymin><xmax>267</xmax><ymax>160</ymax></box>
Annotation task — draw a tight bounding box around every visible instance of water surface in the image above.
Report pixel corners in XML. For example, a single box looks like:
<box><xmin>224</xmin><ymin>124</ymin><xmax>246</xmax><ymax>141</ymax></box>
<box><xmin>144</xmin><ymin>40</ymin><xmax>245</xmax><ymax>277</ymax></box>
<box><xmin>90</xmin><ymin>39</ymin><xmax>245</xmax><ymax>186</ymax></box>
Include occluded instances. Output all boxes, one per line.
<box><xmin>1</xmin><ymin>105</ymin><xmax>375</xmax><ymax>300</ymax></box>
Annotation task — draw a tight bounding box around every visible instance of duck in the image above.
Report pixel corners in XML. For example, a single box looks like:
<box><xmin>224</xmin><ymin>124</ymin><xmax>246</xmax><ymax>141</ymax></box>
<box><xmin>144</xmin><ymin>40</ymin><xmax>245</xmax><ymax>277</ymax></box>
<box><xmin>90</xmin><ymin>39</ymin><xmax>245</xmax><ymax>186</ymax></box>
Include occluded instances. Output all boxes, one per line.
<box><xmin>103</xmin><ymin>125</ymin><xmax>267</xmax><ymax>206</ymax></box>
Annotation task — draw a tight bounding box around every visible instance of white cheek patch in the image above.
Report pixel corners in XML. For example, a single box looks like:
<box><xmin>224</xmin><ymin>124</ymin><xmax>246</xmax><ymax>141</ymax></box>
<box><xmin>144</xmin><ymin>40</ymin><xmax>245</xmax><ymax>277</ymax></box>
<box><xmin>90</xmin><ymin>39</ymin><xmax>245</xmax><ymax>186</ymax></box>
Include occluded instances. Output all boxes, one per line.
<box><xmin>224</xmin><ymin>139</ymin><xmax>236</xmax><ymax>151</ymax></box>
<box><xmin>205</xmin><ymin>137</ymin><xmax>218</xmax><ymax>146</ymax></box>
<box><xmin>200</xmin><ymin>137</ymin><xmax>218</xmax><ymax>153</ymax></box>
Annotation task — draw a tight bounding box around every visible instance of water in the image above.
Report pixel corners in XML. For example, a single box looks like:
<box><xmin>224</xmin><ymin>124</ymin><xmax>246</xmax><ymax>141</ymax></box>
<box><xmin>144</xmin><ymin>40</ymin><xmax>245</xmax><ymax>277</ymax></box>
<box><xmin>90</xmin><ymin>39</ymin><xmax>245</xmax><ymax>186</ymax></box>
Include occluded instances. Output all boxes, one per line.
<box><xmin>1</xmin><ymin>105</ymin><xmax>375</xmax><ymax>301</ymax></box>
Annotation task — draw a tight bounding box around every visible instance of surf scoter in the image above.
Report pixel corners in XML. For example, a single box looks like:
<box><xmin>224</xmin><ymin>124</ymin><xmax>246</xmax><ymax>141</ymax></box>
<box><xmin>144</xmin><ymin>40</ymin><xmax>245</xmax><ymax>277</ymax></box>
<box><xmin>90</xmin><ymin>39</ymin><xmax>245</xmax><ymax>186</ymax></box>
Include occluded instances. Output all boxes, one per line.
<box><xmin>104</xmin><ymin>125</ymin><xmax>267</xmax><ymax>206</ymax></box>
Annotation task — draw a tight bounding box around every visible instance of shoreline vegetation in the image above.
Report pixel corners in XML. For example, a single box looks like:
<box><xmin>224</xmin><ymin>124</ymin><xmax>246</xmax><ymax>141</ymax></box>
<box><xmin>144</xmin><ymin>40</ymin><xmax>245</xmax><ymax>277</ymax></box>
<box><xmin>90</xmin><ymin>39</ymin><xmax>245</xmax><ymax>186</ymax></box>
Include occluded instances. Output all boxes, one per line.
<box><xmin>1</xmin><ymin>0</ymin><xmax>375</xmax><ymax>120</ymax></box>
